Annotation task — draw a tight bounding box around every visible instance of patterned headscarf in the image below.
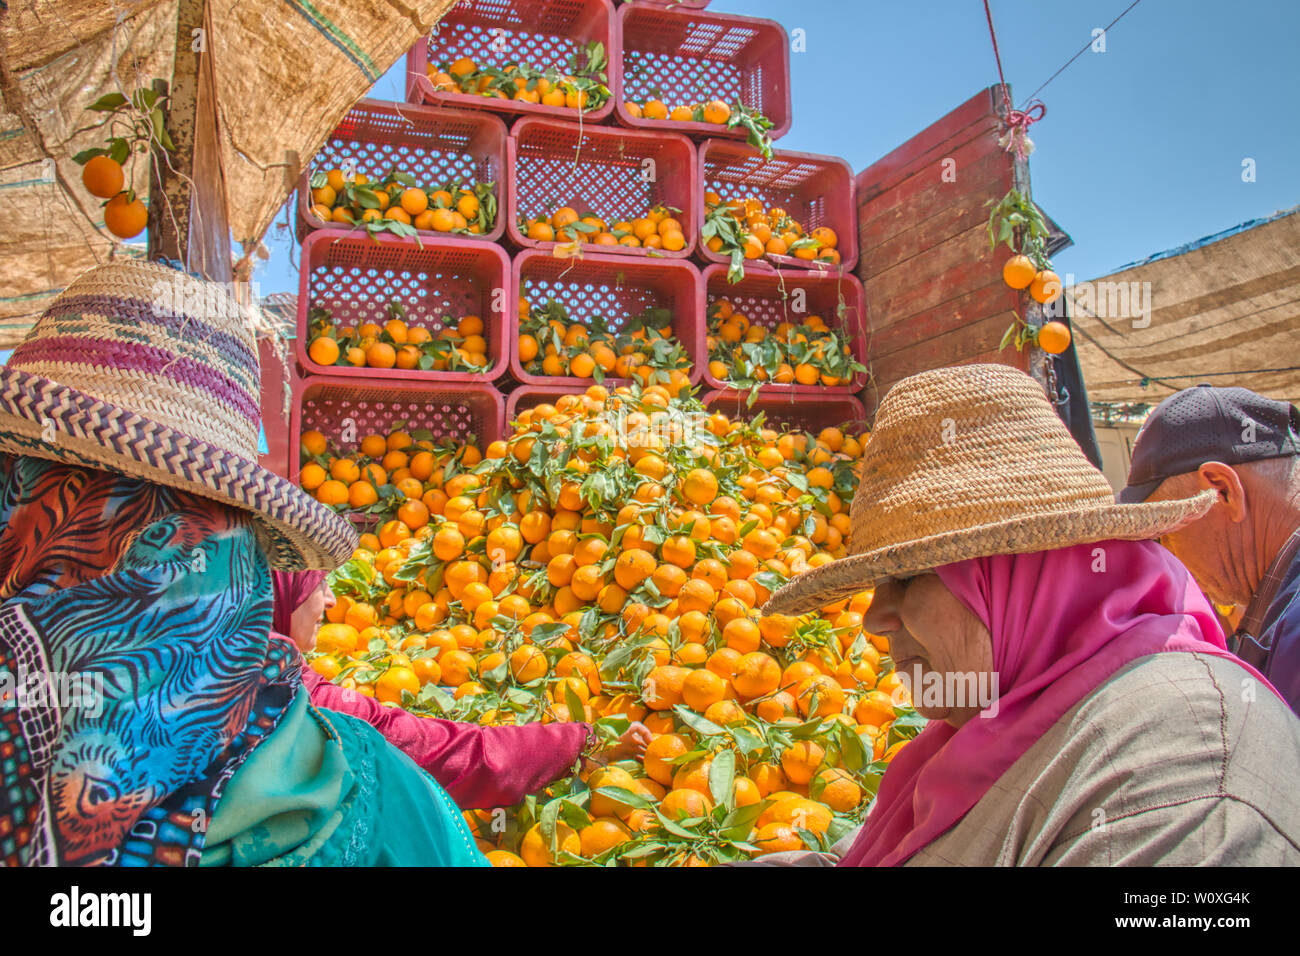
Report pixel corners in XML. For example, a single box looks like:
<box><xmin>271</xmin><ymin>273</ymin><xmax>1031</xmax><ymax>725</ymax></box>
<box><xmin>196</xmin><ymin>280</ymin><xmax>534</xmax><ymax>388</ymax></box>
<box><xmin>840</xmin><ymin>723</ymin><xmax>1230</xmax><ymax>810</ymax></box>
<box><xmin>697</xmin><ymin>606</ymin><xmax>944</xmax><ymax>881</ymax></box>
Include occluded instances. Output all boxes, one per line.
<box><xmin>0</xmin><ymin>455</ymin><xmax>299</xmax><ymax>866</ymax></box>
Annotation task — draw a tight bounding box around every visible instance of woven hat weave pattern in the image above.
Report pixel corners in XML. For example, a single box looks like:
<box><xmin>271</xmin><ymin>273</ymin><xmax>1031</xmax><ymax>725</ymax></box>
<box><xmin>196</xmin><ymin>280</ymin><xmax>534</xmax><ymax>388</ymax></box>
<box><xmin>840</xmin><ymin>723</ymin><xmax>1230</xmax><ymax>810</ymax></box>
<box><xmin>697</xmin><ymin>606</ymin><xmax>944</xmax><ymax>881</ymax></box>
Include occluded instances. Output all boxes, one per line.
<box><xmin>763</xmin><ymin>363</ymin><xmax>1216</xmax><ymax>615</ymax></box>
<box><xmin>0</xmin><ymin>260</ymin><xmax>356</xmax><ymax>570</ymax></box>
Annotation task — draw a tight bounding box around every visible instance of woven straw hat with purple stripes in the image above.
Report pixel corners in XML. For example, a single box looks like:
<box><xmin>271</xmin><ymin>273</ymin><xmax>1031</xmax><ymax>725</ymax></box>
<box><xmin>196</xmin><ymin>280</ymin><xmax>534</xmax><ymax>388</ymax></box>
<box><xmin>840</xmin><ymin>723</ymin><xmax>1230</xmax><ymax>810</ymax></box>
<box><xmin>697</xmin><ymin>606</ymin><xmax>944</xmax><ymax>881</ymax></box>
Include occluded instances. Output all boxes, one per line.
<box><xmin>0</xmin><ymin>259</ymin><xmax>357</xmax><ymax>570</ymax></box>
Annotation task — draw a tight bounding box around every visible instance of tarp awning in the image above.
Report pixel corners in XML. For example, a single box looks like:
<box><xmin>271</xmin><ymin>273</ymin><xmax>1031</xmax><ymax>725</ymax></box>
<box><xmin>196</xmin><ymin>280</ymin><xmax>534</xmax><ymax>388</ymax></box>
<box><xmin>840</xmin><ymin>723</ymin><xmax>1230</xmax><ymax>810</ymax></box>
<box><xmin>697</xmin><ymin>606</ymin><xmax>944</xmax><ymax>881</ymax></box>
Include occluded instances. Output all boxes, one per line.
<box><xmin>1070</xmin><ymin>206</ymin><xmax>1300</xmax><ymax>405</ymax></box>
<box><xmin>0</xmin><ymin>0</ymin><xmax>456</xmax><ymax>342</ymax></box>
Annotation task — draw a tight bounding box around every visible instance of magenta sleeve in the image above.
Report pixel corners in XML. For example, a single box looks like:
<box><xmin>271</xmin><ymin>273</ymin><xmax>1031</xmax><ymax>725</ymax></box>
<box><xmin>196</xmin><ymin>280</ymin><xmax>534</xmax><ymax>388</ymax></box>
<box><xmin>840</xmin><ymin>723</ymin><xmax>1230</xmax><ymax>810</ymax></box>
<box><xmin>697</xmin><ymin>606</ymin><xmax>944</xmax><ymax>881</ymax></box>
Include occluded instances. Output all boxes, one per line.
<box><xmin>301</xmin><ymin>668</ymin><xmax>589</xmax><ymax>808</ymax></box>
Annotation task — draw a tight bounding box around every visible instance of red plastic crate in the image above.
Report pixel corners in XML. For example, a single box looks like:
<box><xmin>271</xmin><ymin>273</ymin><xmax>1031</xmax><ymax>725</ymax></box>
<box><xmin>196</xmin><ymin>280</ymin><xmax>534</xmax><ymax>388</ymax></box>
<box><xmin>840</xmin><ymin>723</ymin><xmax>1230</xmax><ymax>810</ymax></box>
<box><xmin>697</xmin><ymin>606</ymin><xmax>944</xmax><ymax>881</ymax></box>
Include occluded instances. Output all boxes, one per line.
<box><xmin>508</xmin><ymin>118</ymin><xmax>697</xmax><ymax>257</ymax></box>
<box><xmin>613</xmin><ymin>5</ymin><xmax>790</xmax><ymax>141</ymax></box>
<box><xmin>698</xmin><ymin>139</ymin><xmax>858</xmax><ymax>273</ymax></box>
<box><xmin>291</xmin><ymin>376</ymin><xmax>505</xmax><ymax>482</ymax></box>
<box><xmin>624</xmin><ymin>0</ymin><xmax>712</xmax><ymax>8</ymax></box>
<box><xmin>297</xmin><ymin>99</ymin><xmax>507</xmax><ymax>242</ymax></box>
<box><xmin>406</xmin><ymin>0</ymin><xmax>615</xmax><ymax>123</ymax></box>
<box><xmin>297</xmin><ymin>230</ymin><xmax>510</xmax><ymax>383</ymax></box>
<box><xmin>702</xmin><ymin>389</ymin><xmax>867</xmax><ymax>435</ymax></box>
<box><xmin>512</xmin><ymin>248</ymin><xmax>705</xmax><ymax>386</ymax></box>
<box><xmin>701</xmin><ymin>264</ymin><xmax>868</xmax><ymax>394</ymax></box>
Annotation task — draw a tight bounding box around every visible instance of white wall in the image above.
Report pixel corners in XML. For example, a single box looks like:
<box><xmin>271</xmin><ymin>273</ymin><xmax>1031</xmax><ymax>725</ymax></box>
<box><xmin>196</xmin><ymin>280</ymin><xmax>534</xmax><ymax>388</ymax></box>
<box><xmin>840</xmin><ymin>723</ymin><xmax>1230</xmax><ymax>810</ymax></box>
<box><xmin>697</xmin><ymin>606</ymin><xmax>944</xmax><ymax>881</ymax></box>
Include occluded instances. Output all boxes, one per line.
<box><xmin>1093</xmin><ymin>422</ymin><xmax>1142</xmax><ymax>494</ymax></box>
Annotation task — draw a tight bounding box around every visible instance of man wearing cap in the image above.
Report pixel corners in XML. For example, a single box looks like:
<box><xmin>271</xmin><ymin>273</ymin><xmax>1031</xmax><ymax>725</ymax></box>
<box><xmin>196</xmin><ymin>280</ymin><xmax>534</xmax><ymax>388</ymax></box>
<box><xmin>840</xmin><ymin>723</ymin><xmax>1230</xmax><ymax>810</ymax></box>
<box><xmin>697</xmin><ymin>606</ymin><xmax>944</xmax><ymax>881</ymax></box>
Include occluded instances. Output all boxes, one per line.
<box><xmin>1121</xmin><ymin>384</ymin><xmax>1300</xmax><ymax>714</ymax></box>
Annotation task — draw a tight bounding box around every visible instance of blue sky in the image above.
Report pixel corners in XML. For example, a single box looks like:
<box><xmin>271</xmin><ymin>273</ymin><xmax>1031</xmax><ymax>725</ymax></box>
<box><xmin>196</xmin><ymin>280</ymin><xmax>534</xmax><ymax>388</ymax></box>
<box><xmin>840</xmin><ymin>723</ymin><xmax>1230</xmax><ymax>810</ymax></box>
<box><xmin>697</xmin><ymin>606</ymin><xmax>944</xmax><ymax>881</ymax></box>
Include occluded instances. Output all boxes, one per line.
<box><xmin>252</xmin><ymin>0</ymin><xmax>1300</xmax><ymax>296</ymax></box>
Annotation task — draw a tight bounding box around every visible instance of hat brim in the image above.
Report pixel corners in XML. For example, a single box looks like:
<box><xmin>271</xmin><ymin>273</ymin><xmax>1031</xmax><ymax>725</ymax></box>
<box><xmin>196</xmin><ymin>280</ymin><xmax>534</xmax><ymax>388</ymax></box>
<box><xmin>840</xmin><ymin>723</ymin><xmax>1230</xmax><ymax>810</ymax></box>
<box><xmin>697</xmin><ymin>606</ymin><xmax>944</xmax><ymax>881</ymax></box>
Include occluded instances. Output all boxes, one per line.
<box><xmin>0</xmin><ymin>367</ymin><xmax>357</xmax><ymax>570</ymax></box>
<box><xmin>762</xmin><ymin>489</ymin><xmax>1217</xmax><ymax>616</ymax></box>
<box><xmin>1117</xmin><ymin>476</ymin><xmax>1163</xmax><ymax>504</ymax></box>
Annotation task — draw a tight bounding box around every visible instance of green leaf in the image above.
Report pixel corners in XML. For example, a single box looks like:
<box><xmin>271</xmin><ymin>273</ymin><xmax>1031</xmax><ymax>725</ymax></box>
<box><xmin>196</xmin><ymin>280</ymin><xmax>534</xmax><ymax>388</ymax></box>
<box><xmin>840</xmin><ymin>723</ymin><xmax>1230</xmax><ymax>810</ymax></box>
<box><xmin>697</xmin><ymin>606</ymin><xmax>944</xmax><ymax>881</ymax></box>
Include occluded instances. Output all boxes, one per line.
<box><xmin>595</xmin><ymin>786</ymin><xmax>652</xmax><ymax>810</ymax></box>
<box><xmin>87</xmin><ymin>92</ymin><xmax>128</xmax><ymax>112</ymax></box>
<box><xmin>673</xmin><ymin>704</ymin><xmax>724</xmax><ymax>737</ymax></box>
<box><xmin>708</xmin><ymin>749</ymin><xmax>737</xmax><ymax>808</ymax></box>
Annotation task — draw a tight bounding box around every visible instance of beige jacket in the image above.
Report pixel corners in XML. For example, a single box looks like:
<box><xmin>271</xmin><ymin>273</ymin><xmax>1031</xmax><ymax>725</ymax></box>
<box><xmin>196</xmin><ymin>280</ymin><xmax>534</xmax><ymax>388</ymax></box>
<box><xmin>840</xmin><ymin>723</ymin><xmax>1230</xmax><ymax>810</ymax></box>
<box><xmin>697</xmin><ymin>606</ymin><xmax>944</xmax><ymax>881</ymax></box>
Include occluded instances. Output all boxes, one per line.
<box><xmin>745</xmin><ymin>652</ymin><xmax>1300</xmax><ymax>866</ymax></box>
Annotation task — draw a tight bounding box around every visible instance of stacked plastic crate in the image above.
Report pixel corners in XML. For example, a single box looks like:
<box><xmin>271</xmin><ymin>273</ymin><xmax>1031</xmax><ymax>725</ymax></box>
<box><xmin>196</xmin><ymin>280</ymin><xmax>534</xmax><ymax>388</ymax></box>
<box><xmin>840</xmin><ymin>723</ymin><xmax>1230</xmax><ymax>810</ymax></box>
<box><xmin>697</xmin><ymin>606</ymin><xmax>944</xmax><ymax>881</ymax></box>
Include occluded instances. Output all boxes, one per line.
<box><xmin>288</xmin><ymin>0</ymin><xmax>870</xmax><ymax>475</ymax></box>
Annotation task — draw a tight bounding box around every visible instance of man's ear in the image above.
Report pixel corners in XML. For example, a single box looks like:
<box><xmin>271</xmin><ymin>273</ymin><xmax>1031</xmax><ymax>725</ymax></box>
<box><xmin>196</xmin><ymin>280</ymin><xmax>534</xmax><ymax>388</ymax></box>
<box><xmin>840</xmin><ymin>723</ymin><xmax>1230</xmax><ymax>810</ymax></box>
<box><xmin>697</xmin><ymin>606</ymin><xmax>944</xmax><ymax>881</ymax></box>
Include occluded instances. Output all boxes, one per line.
<box><xmin>1197</xmin><ymin>461</ymin><xmax>1247</xmax><ymax>522</ymax></box>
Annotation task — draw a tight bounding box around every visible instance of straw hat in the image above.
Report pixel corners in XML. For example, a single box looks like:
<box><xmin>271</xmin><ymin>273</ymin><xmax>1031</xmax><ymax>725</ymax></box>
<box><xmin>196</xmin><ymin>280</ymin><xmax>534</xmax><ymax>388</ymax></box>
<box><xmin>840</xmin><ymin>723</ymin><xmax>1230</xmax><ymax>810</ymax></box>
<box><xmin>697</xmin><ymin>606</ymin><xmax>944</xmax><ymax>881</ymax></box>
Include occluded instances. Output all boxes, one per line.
<box><xmin>763</xmin><ymin>363</ymin><xmax>1216</xmax><ymax>615</ymax></box>
<box><xmin>0</xmin><ymin>259</ymin><xmax>357</xmax><ymax>570</ymax></box>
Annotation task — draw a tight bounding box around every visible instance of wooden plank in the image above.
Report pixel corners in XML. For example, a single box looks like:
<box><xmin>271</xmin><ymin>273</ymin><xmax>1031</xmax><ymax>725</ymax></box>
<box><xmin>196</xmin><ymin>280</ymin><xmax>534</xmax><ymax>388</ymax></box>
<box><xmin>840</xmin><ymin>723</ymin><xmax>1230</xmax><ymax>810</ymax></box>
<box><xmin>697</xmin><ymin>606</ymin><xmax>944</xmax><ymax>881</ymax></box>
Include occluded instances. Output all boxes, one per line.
<box><xmin>855</xmin><ymin>88</ymin><xmax>999</xmax><ymax>200</ymax></box>
<box><xmin>146</xmin><ymin>0</ymin><xmax>230</xmax><ymax>281</ymax></box>
<box><xmin>857</xmin><ymin>119</ymin><xmax>1005</xmax><ymax>233</ymax></box>
<box><xmin>869</xmin><ymin>282</ymin><xmax>1017</xmax><ymax>357</ymax></box>
<box><xmin>872</xmin><ymin>312</ymin><xmax>1026</xmax><ymax>388</ymax></box>
<box><xmin>866</xmin><ymin>223</ymin><xmax>1001</xmax><ymax>328</ymax></box>
<box><xmin>861</xmin><ymin>164</ymin><xmax>1014</xmax><ymax>282</ymax></box>
<box><xmin>858</xmin><ymin>145</ymin><xmax>1010</xmax><ymax>251</ymax></box>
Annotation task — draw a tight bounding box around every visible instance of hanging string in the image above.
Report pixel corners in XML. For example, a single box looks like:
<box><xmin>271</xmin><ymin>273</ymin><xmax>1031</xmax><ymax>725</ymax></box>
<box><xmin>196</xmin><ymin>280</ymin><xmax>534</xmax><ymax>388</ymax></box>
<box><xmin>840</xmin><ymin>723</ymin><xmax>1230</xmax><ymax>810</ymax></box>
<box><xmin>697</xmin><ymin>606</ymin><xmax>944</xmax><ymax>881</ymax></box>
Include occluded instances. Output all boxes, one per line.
<box><xmin>982</xmin><ymin>0</ymin><xmax>1045</xmax><ymax>159</ymax></box>
<box><xmin>1020</xmin><ymin>0</ymin><xmax>1145</xmax><ymax>107</ymax></box>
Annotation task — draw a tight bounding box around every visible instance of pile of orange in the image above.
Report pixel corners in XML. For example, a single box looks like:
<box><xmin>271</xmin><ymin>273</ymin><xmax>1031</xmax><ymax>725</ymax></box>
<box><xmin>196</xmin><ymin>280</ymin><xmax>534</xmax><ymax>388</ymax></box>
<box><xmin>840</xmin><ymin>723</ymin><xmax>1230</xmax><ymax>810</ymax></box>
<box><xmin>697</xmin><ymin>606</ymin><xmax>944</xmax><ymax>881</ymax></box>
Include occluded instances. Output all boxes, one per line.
<box><xmin>427</xmin><ymin>50</ymin><xmax>610</xmax><ymax>113</ymax></box>
<box><xmin>703</xmin><ymin>191</ymin><xmax>841</xmax><ymax>269</ymax></box>
<box><xmin>520</xmin><ymin>203</ymin><xmax>688</xmax><ymax>252</ymax></box>
<box><xmin>308</xmin><ymin>166</ymin><xmax>497</xmax><ymax>237</ymax></box>
<box><xmin>300</xmin><ymin>382</ymin><xmax>921</xmax><ymax>866</ymax></box>
<box><xmin>516</xmin><ymin>295</ymin><xmax>692</xmax><ymax>387</ymax></box>
<box><xmin>624</xmin><ymin>99</ymin><xmax>733</xmax><ymax>125</ymax></box>
<box><xmin>705</xmin><ymin>298</ymin><xmax>864</xmax><ymax>389</ymax></box>
<box><xmin>305</xmin><ymin>305</ymin><xmax>490</xmax><ymax>373</ymax></box>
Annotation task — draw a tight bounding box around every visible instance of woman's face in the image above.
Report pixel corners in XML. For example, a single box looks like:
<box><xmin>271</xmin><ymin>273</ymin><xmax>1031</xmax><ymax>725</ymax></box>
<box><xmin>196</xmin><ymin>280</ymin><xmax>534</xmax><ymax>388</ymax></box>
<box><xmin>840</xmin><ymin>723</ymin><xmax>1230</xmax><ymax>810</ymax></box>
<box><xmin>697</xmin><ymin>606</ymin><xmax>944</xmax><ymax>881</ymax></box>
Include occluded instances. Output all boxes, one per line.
<box><xmin>862</xmin><ymin>572</ymin><xmax>994</xmax><ymax>727</ymax></box>
<box><xmin>289</xmin><ymin>579</ymin><xmax>335</xmax><ymax>653</ymax></box>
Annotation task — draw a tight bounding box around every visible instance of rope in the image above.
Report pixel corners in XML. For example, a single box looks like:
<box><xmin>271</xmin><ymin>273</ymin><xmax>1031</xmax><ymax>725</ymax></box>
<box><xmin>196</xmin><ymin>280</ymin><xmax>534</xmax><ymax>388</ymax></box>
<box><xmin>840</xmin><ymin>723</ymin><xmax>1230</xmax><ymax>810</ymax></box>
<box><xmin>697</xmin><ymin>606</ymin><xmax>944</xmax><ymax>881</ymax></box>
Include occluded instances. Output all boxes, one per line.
<box><xmin>1020</xmin><ymin>0</ymin><xmax>1145</xmax><ymax>108</ymax></box>
<box><xmin>982</xmin><ymin>0</ymin><xmax>1045</xmax><ymax>158</ymax></box>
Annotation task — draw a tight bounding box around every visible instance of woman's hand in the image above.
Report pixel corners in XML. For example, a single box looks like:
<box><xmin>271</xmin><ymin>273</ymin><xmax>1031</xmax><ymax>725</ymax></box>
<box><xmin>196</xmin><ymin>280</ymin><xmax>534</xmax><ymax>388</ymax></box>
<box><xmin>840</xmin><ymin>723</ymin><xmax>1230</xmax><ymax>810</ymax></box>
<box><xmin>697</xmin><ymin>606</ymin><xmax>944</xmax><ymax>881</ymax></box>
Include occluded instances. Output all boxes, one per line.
<box><xmin>590</xmin><ymin>721</ymin><xmax>653</xmax><ymax>765</ymax></box>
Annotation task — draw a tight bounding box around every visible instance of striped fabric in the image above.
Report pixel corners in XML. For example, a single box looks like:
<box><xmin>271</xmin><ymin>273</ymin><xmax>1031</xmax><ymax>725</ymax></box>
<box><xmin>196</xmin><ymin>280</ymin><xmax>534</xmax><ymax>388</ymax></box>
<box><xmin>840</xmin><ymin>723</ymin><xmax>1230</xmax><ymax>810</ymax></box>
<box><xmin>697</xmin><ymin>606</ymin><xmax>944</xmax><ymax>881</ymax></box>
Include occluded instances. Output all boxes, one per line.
<box><xmin>0</xmin><ymin>260</ymin><xmax>357</xmax><ymax>570</ymax></box>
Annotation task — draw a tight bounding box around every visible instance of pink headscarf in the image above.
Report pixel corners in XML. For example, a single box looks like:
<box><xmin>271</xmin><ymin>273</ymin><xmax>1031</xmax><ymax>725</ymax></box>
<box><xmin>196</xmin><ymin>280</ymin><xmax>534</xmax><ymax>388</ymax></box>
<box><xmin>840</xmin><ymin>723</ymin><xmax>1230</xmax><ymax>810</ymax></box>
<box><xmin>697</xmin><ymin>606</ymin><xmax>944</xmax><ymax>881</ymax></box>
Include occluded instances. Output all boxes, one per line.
<box><xmin>838</xmin><ymin>538</ymin><xmax>1273</xmax><ymax>867</ymax></box>
<box><xmin>270</xmin><ymin>569</ymin><xmax>327</xmax><ymax>638</ymax></box>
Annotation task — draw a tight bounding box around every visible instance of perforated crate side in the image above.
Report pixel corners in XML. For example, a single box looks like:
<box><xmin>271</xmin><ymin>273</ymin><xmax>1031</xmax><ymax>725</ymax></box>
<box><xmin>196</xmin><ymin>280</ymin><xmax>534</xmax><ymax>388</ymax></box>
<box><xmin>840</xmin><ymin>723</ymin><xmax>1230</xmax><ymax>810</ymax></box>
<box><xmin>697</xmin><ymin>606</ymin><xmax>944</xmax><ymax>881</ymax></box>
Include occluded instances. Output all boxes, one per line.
<box><xmin>698</xmin><ymin>139</ymin><xmax>858</xmax><ymax>272</ymax></box>
<box><xmin>512</xmin><ymin>249</ymin><xmax>705</xmax><ymax>386</ymax></box>
<box><xmin>297</xmin><ymin>232</ymin><xmax>510</xmax><ymax>383</ymax></box>
<box><xmin>507</xmin><ymin>118</ymin><xmax>698</xmax><ymax>257</ymax></box>
<box><xmin>701</xmin><ymin>264</ymin><xmax>867</xmax><ymax>393</ymax></box>
<box><xmin>298</xmin><ymin>99</ymin><xmax>508</xmax><ymax>243</ymax></box>
<box><xmin>406</xmin><ymin>0</ymin><xmax>616</xmax><ymax>122</ymax></box>
<box><xmin>291</xmin><ymin>377</ymin><xmax>505</xmax><ymax>481</ymax></box>
<box><xmin>613</xmin><ymin>5</ymin><xmax>791</xmax><ymax>140</ymax></box>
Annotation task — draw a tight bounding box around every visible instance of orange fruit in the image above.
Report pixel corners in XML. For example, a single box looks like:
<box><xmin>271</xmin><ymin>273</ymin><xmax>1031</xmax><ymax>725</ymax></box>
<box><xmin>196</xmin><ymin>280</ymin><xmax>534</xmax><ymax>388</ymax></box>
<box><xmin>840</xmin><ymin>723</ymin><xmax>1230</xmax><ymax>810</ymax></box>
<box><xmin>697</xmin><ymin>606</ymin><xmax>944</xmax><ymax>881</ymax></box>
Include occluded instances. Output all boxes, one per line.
<box><xmin>104</xmin><ymin>192</ymin><xmax>148</xmax><ymax>239</ymax></box>
<box><xmin>579</xmin><ymin>818</ymin><xmax>631</xmax><ymax>857</ymax></box>
<box><xmin>642</xmin><ymin>664</ymin><xmax>689</xmax><ymax>711</ymax></box>
<box><xmin>751</xmin><ymin>823</ymin><xmax>803</xmax><ymax>856</ymax></box>
<box><xmin>1002</xmin><ymin>254</ymin><xmax>1037</xmax><ymax>289</ymax></box>
<box><xmin>643</xmin><ymin>733</ymin><xmax>690</xmax><ymax>786</ymax></box>
<box><xmin>400</xmin><ymin>188</ymin><xmax>429</xmax><ymax>216</ymax></box>
<box><xmin>374</xmin><ymin>665</ymin><xmax>419</xmax><ymax>704</ymax></box>
<box><xmin>1037</xmin><ymin>320</ymin><xmax>1072</xmax><ymax>354</ymax></box>
<box><xmin>82</xmin><ymin>156</ymin><xmax>125</xmax><ymax>199</ymax></box>
<box><xmin>817</xmin><ymin>767</ymin><xmax>863</xmax><ymax>812</ymax></box>
<box><xmin>794</xmin><ymin>674</ymin><xmax>846</xmax><ymax>719</ymax></box>
<box><xmin>732</xmin><ymin>651</ymin><xmax>781</xmax><ymax>699</ymax></box>
<box><xmin>520</xmin><ymin>822</ymin><xmax>580</xmax><ymax>867</ymax></box>
<box><xmin>1029</xmin><ymin>269</ymin><xmax>1062</xmax><ymax>304</ymax></box>
<box><xmin>780</xmin><ymin>740</ymin><xmax>826</xmax><ymax>785</ymax></box>
<box><xmin>660</xmin><ymin>788</ymin><xmax>711</xmax><ymax>820</ymax></box>
<box><xmin>681</xmin><ymin>668</ymin><xmax>727</xmax><ymax>712</ymax></box>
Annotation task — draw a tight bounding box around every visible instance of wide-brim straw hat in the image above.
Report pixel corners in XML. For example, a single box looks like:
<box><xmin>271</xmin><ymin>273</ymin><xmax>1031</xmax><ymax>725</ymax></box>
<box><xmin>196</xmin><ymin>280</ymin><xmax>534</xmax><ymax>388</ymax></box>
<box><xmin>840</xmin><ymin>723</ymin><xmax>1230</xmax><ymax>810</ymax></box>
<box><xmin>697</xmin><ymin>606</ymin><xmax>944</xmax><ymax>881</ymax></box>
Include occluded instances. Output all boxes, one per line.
<box><xmin>763</xmin><ymin>363</ymin><xmax>1216</xmax><ymax>616</ymax></box>
<box><xmin>0</xmin><ymin>260</ymin><xmax>356</xmax><ymax>570</ymax></box>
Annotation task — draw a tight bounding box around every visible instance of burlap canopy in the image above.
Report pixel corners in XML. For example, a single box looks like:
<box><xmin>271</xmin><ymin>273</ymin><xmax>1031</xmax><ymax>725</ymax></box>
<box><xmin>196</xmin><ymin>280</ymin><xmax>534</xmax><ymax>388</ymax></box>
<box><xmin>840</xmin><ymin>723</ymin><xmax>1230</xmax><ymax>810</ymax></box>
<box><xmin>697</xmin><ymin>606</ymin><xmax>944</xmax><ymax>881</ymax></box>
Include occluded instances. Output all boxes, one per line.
<box><xmin>1070</xmin><ymin>207</ymin><xmax>1300</xmax><ymax>406</ymax></box>
<box><xmin>0</xmin><ymin>0</ymin><xmax>456</xmax><ymax>344</ymax></box>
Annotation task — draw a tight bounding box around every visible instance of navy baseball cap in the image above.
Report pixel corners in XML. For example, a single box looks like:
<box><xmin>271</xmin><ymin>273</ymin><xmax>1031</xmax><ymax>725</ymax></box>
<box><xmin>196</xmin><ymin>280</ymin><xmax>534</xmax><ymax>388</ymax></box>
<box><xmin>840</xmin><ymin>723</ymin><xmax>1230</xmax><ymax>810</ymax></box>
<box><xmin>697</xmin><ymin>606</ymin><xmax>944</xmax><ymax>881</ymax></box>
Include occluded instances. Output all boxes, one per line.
<box><xmin>1119</xmin><ymin>385</ymin><xmax>1300</xmax><ymax>503</ymax></box>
